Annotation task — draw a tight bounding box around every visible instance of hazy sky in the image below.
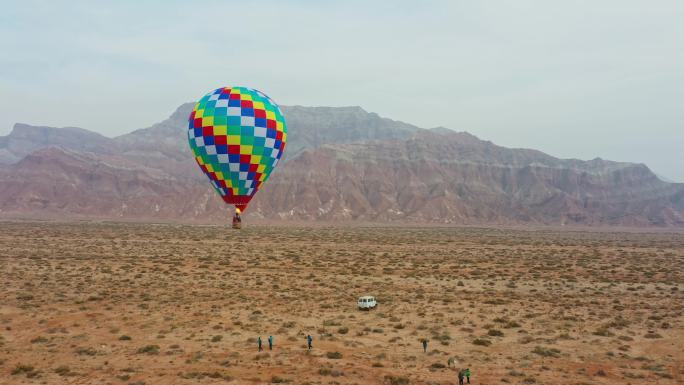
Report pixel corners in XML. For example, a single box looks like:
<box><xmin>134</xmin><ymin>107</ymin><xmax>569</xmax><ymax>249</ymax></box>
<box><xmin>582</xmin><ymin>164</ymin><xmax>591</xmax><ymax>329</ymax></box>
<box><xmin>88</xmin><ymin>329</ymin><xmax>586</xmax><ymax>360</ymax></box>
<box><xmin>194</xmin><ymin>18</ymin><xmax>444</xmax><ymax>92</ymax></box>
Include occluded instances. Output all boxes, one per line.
<box><xmin>1</xmin><ymin>1</ymin><xmax>682</xmax><ymax>180</ymax></box>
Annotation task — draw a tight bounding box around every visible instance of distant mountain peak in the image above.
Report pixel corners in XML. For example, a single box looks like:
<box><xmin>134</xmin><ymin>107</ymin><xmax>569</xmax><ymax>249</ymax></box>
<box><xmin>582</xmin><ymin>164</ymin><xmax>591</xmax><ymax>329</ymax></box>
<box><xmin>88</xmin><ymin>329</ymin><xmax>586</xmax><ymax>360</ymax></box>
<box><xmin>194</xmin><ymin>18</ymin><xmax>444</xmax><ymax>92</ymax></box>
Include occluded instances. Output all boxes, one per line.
<box><xmin>0</xmin><ymin>123</ymin><xmax>114</xmax><ymax>164</ymax></box>
<box><xmin>285</xmin><ymin>105</ymin><xmax>367</xmax><ymax>113</ymax></box>
<box><xmin>9</xmin><ymin>122</ymin><xmax>107</xmax><ymax>139</ymax></box>
<box><xmin>168</xmin><ymin>102</ymin><xmax>195</xmax><ymax>122</ymax></box>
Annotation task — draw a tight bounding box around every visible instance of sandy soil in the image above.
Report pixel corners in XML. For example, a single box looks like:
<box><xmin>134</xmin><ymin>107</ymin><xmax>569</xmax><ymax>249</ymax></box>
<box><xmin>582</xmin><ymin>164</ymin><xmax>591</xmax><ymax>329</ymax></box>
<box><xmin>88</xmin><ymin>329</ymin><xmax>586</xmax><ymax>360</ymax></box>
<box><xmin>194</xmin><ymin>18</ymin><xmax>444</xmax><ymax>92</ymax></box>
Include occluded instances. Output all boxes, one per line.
<box><xmin>1</xmin><ymin>221</ymin><xmax>682</xmax><ymax>384</ymax></box>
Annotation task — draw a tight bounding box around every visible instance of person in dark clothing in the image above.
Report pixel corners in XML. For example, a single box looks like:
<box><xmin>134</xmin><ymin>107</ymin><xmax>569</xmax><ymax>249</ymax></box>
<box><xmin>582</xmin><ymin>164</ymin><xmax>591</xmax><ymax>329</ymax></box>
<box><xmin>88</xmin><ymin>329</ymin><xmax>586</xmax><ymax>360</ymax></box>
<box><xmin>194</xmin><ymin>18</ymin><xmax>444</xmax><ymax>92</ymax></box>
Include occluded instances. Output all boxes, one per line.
<box><xmin>232</xmin><ymin>211</ymin><xmax>242</xmax><ymax>229</ymax></box>
<box><xmin>457</xmin><ymin>369</ymin><xmax>465</xmax><ymax>385</ymax></box>
<box><xmin>268</xmin><ymin>335</ymin><xmax>273</xmax><ymax>350</ymax></box>
<box><xmin>422</xmin><ymin>339</ymin><xmax>428</xmax><ymax>353</ymax></box>
<box><xmin>306</xmin><ymin>334</ymin><xmax>313</xmax><ymax>350</ymax></box>
<box><xmin>465</xmin><ymin>367</ymin><xmax>471</xmax><ymax>383</ymax></box>
<box><xmin>257</xmin><ymin>336</ymin><xmax>262</xmax><ymax>351</ymax></box>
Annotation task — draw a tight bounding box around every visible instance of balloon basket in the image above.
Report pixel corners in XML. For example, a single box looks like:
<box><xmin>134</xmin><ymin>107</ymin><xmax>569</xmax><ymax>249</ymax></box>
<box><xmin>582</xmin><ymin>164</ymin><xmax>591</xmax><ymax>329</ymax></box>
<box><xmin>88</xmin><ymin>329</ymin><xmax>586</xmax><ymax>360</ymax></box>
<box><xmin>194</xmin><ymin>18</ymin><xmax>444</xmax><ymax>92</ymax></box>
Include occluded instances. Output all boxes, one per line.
<box><xmin>232</xmin><ymin>222</ymin><xmax>242</xmax><ymax>230</ymax></box>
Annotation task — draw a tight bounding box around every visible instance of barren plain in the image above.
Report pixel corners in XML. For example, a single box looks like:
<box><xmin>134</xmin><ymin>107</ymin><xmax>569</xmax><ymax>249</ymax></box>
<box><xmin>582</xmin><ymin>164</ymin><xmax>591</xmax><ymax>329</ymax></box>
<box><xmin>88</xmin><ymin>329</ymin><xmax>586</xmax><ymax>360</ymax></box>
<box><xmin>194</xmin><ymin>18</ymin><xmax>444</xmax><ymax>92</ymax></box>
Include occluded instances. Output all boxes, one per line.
<box><xmin>1</xmin><ymin>222</ymin><xmax>682</xmax><ymax>384</ymax></box>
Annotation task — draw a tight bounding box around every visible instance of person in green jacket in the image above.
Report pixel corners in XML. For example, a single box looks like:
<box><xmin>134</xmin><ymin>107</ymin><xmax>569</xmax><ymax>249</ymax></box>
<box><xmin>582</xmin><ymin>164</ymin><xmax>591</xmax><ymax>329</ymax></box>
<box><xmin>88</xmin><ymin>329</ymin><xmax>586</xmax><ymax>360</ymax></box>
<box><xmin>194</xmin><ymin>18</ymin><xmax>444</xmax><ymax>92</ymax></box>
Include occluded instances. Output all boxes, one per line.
<box><xmin>464</xmin><ymin>368</ymin><xmax>471</xmax><ymax>384</ymax></box>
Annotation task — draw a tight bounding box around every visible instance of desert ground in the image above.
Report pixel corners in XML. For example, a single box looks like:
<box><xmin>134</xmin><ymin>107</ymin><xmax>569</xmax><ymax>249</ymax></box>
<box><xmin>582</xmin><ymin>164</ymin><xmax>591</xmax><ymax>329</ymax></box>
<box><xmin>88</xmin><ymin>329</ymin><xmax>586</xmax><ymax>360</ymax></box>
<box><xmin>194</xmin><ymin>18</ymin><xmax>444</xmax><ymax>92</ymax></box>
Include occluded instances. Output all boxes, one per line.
<box><xmin>1</xmin><ymin>221</ymin><xmax>682</xmax><ymax>385</ymax></box>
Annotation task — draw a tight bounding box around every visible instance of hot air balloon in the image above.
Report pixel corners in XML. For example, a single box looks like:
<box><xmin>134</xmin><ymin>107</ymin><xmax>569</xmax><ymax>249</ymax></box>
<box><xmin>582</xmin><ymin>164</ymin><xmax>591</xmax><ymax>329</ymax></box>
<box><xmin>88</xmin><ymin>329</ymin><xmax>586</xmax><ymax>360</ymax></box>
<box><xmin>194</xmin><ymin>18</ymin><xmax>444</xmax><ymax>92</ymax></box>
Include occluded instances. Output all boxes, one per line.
<box><xmin>188</xmin><ymin>87</ymin><xmax>287</xmax><ymax>224</ymax></box>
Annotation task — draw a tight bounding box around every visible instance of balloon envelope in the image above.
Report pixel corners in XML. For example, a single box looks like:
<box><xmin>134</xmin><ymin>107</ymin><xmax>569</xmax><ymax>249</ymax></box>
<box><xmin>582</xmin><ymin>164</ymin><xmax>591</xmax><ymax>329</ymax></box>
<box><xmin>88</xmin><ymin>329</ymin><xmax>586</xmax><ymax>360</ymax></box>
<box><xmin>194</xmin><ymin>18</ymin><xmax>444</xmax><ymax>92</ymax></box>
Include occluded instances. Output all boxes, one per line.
<box><xmin>188</xmin><ymin>87</ymin><xmax>287</xmax><ymax>213</ymax></box>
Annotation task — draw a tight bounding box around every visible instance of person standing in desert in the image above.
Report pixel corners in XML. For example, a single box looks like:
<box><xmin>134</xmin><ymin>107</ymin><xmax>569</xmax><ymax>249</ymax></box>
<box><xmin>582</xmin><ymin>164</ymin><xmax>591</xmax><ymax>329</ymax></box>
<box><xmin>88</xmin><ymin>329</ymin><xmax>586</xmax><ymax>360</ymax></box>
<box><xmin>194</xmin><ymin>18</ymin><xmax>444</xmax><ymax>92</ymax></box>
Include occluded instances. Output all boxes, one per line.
<box><xmin>422</xmin><ymin>338</ymin><xmax>428</xmax><ymax>353</ymax></box>
<box><xmin>268</xmin><ymin>335</ymin><xmax>273</xmax><ymax>350</ymax></box>
<box><xmin>306</xmin><ymin>334</ymin><xmax>313</xmax><ymax>350</ymax></box>
<box><xmin>257</xmin><ymin>336</ymin><xmax>262</xmax><ymax>351</ymax></box>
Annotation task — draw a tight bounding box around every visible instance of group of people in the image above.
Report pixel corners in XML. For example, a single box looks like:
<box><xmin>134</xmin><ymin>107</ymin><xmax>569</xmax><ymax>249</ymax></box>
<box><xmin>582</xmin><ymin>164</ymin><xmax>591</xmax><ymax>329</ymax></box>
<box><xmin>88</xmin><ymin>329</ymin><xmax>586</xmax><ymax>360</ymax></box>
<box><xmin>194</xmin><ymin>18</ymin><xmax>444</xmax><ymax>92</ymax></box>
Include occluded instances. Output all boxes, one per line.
<box><xmin>256</xmin><ymin>335</ymin><xmax>274</xmax><ymax>351</ymax></box>
<box><xmin>448</xmin><ymin>359</ymin><xmax>471</xmax><ymax>383</ymax></box>
<box><xmin>446</xmin><ymin>353</ymin><xmax>472</xmax><ymax>384</ymax></box>
<box><xmin>456</xmin><ymin>368</ymin><xmax>471</xmax><ymax>385</ymax></box>
<box><xmin>255</xmin><ymin>335</ymin><xmax>470</xmax><ymax>382</ymax></box>
<box><xmin>422</xmin><ymin>341</ymin><xmax>473</xmax><ymax>384</ymax></box>
<box><xmin>256</xmin><ymin>334</ymin><xmax>314</xmax><ymax>351</ymax></box>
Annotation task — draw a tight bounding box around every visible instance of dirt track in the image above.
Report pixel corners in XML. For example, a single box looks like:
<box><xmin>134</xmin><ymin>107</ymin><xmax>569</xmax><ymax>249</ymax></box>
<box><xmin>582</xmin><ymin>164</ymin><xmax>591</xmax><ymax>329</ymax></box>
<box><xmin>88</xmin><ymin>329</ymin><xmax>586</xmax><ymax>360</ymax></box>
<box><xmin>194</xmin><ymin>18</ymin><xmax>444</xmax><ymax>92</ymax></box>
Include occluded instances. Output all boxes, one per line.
<box><xmin>1</xmin><ymin>222</ymin><xmax>682</xmax><ymax>384</ymax></box>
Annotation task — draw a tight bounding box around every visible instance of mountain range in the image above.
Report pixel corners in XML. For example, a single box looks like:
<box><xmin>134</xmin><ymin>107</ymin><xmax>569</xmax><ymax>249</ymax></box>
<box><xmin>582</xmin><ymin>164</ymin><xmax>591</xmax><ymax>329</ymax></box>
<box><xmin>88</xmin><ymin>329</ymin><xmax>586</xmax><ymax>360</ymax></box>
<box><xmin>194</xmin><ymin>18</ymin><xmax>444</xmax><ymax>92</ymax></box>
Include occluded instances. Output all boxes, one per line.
<box><xmin>1</xmin><ymin>103</ymin><xmax>682</xmax><ymax>227</ymax></box>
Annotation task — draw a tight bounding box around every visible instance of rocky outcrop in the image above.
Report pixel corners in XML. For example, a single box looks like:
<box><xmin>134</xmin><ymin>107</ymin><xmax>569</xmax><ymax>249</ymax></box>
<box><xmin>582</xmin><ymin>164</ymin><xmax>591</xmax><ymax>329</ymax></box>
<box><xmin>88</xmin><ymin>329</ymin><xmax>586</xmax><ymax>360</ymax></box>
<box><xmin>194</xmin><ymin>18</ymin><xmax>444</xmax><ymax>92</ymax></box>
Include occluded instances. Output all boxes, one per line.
<box><xmin>280</xmin><ymin>105</ymin><xmax>419</xmax><ymax>159</ymax></box>
<box><xmin>0</xmin><ymin>147</ymin><xmax>227</xmax><ymax>221</ymax></box>
<box><xmin>253</xmin><ymin>131</ymin><xmax>683</xmax><ymax>226</ymax></box>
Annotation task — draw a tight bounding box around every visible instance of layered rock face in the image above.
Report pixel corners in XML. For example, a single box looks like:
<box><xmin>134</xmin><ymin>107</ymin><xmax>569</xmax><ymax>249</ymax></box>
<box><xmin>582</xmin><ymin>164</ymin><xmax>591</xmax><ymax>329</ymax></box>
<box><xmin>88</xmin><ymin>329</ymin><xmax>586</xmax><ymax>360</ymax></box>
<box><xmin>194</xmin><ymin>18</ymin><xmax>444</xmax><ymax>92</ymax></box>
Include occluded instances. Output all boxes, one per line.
<box><xmin>1</xmin><ymin>105</ymin><xmax>682</xmax><ymax>226</ymax></box>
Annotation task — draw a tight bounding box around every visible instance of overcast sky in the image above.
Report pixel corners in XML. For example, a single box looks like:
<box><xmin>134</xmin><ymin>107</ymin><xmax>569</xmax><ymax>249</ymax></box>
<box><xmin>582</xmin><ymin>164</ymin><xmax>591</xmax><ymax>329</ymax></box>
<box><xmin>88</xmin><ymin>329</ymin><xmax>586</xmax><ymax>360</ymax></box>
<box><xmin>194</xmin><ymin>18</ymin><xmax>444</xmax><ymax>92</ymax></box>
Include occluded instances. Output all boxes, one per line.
<box><xmin>1</xmin><ymin>1</ymin><xmax>682</xmax><ymax>180</ymax></box>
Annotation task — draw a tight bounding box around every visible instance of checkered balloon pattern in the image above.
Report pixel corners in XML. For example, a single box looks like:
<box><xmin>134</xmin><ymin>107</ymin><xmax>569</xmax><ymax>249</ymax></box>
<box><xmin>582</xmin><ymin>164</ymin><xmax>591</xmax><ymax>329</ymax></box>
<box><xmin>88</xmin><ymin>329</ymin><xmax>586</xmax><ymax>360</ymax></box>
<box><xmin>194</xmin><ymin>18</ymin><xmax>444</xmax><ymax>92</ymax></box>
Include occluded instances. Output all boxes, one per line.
<box><xmin>188</xmin><ymin>87</ymin><xmax>287</xmax><ymax>212</ymax></box>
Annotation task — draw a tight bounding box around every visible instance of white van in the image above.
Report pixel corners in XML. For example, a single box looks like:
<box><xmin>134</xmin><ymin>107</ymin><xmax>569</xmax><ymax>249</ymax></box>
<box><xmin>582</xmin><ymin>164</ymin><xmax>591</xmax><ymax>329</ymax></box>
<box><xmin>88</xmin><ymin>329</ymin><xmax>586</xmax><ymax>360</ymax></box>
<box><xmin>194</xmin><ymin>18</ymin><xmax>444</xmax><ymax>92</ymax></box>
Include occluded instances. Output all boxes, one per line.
<box><xmin>357</xmin><ymin>296</ymin><xmax>377</xmax><ymax>310</ymax></box>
